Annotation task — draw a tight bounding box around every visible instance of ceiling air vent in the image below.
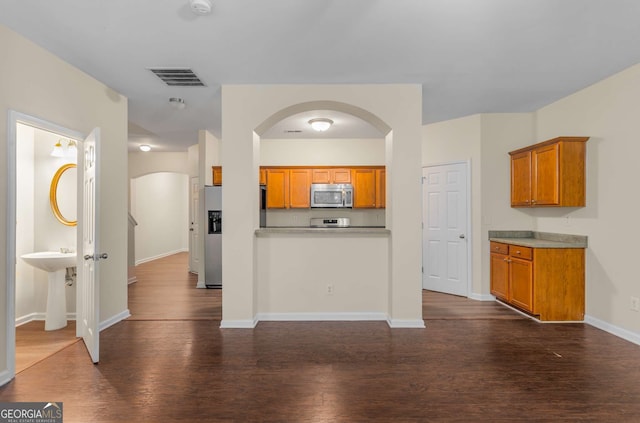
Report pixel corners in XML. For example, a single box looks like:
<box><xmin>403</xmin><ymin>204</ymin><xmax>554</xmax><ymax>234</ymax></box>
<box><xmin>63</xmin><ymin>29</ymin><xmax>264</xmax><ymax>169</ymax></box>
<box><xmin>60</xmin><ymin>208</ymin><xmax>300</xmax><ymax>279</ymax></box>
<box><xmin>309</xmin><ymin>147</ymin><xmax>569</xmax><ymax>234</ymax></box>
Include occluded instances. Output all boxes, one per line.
<box><xmin>148</xmin><ymin>68</ymin><xmax>205</xmax><ymax>86</ymax></box>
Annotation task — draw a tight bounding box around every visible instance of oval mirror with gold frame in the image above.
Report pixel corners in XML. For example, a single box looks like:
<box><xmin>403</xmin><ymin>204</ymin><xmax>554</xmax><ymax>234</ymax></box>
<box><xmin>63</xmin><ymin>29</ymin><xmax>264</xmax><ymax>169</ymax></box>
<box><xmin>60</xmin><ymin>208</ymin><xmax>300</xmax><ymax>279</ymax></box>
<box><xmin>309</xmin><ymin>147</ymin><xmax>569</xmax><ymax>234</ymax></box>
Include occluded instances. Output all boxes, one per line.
<box><xmin>50</xmin><ymin>163</ymin><xmax>77</xmax><ymax>227</ymax></box>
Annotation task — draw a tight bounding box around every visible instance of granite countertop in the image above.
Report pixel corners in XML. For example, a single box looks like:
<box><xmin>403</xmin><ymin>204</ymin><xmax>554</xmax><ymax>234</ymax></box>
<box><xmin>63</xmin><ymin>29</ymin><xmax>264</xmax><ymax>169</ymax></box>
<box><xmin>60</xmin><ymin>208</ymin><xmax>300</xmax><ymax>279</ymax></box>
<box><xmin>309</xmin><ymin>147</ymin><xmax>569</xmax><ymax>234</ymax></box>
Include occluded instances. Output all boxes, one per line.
<box><xmin>488</xmin><ymin>230</ymin><xmax>587</xmax><ymax>248</ymax></box>
<box><xmin>256</xmin><ymin>227</ymin><xmax>390</xmax><ymax>236</ymax></box>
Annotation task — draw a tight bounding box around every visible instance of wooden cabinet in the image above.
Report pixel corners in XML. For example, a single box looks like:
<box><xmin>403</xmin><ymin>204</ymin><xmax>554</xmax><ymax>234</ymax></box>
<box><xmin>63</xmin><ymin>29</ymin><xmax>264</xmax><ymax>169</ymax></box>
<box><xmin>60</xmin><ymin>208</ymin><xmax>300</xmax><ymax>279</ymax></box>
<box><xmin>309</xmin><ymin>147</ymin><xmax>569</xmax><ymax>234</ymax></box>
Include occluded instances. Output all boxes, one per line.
<box><xmin>261</xmin><ymin>165</ymin><xmax>386</xmax><ymax>209</ymax></box>
<box><xmin>311</xmin><ymin>168</ymin><xmax>351</xmax><ymax>184</ymax></box>
<box><xmin>509</xmin><ymin>137</ymin><xmax>588</xmax><ymax>207</ymax></box>
<box><xmin>352</xmin><ymin>169</ymin><xmax>376</xmax><ymax>208</ymax></box>
<box><xmin>489</xmin><ymin>241</ymin><xmax>585</xmax><ymax>321</ymax></box>
<box><xmin>212</xmin><ymin>166</ymin><xmax>222</xmax><ymax>186</ymax></box>
<box><xmin>375</xmin><ymin>168</ymin><xmax>386</xmax><ymax>209</ymax></box>
<box><xmin>289</xmin><ymin>169</ymin><xmax>312</xmax><ymax>208</ymax></box>
<box><xmin>259</xmin><ymin>169</ymin><xmax>266</xmax><ymax>185</ymax></box>
<box><xmin>489</xmin><ymin>242</ymin><xmax>509</xmax><ymax>301</ymax></box>
<box><xmin>265</xmin><ymin>168</ymin><xmax>289</xmax><ymax>208</ymax></box>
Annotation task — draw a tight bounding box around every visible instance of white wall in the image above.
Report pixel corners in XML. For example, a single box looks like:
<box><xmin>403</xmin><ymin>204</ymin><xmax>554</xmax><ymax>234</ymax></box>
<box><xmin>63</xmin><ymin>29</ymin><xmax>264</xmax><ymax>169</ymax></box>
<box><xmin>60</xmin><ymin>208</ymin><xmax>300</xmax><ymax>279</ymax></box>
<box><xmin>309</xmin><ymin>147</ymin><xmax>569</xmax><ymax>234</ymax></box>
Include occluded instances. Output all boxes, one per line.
<box><xmin>260</xmin><ymin>138</ymin><xmax>385</xmax><ymax>165</ymax></box>
<box><xmin>256</xmin><ymin>234</ymin><xmax>388</xmax><ymax>316</ymax></box>
<box><xmin>131</xmin><ymin>173</ymin><xmax>189</xmax><ymax>263</ymax></box>
<box><xmin>15</xmin><ymin>124</ymin><xmax>36</xmax><ymax>321</ymax></box>
<box><xmin>0</xmin><ymin>25</ymin><xmax>128</xmax><ymax>378</ymax></box>
<box><xmin>128</xmin><ymin>152</ymin><xmax>189</xmax><ymax>179</ymax></box>
<box><xmin>534</xmin><ymin>63</ymin><xmax>640</xmax><ymax>336</ymax></box>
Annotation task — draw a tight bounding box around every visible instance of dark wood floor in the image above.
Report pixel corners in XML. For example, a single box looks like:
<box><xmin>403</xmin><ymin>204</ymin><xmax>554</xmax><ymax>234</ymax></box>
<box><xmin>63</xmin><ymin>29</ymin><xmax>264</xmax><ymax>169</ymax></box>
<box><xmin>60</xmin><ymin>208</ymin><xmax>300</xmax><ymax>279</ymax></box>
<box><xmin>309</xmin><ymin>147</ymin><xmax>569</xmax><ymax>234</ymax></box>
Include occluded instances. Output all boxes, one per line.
<box><xmin>2</xmin><ymin>253</ymin><xmax>640</xmax><ymax>422</ymax></box>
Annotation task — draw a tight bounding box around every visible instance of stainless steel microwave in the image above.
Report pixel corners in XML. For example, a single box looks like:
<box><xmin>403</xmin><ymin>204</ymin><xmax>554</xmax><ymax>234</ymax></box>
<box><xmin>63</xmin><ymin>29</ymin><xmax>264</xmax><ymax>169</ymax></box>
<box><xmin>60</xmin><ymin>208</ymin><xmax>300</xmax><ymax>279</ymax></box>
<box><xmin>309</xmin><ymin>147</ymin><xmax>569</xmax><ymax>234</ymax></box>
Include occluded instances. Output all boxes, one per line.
<box><xmin>310</xmin><ymin>184</ymin><xmax>353</xmax><ymax>208</ymax></box>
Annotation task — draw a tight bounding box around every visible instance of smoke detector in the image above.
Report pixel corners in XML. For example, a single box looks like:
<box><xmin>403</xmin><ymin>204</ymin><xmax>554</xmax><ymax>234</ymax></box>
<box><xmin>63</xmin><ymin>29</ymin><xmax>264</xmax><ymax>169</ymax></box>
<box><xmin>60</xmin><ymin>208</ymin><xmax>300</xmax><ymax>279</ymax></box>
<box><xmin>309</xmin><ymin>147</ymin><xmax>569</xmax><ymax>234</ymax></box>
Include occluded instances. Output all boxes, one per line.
<box><xmin>169</xmin><ymin>97</ymin><xmax>186</xmax><ymax>110</ymax></box>
<box><xmin>190</xmin><ymin>0</ymin><xmax>213</xmax><ymax>15</ymax></box>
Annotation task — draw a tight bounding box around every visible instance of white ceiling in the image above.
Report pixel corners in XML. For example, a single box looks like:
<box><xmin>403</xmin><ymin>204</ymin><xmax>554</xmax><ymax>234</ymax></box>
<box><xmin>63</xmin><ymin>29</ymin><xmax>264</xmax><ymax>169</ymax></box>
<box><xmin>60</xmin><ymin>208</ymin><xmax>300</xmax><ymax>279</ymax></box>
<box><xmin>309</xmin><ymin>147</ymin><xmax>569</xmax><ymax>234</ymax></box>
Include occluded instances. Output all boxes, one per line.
<box><xmin>2</xmin><ymin>0</ymin><xmax>640</xmax><ymax>151</ymax></box>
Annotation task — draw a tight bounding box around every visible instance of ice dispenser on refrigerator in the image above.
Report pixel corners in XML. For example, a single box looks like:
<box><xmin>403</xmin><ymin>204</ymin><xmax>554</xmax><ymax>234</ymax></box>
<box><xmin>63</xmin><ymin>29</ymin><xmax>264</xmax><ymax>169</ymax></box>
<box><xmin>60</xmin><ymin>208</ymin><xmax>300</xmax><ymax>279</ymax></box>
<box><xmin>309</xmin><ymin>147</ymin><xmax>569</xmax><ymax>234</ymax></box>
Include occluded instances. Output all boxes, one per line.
<box><xmin>205</xmin><ymin>186</ymin><xmax>222</xmax><ymax>288</ymax></box>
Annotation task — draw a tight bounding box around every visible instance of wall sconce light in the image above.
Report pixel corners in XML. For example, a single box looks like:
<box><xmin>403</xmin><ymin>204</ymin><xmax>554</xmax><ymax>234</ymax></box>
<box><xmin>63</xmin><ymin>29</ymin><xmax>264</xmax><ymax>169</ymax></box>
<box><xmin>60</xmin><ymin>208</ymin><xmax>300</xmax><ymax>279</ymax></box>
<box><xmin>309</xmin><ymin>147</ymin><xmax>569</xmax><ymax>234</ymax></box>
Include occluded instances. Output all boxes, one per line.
<box><xmin>50</xmin><ymin>140</ymin><xmax>65</xmax><ymax>157</ymax></box>
<box><xmin>51</xmin><ymin>139</ymin><xmax>78</xmax><ymax>160</ymax></box>
<box><xmin>308</xmin><ymin>118</ymin><xmax>333</xmax><ymax>132</ymax></box>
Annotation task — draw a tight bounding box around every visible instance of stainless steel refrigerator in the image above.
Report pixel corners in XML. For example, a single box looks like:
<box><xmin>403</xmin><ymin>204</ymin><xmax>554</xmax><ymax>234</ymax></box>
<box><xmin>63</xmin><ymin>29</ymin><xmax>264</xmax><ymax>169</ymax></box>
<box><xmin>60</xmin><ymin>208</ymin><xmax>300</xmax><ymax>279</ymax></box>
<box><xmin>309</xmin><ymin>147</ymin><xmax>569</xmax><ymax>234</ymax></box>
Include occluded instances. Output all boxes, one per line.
<box><xmin>204</xmin><ymin>185</ymin><xmax>222</xmax><ymax>288</ymax></box>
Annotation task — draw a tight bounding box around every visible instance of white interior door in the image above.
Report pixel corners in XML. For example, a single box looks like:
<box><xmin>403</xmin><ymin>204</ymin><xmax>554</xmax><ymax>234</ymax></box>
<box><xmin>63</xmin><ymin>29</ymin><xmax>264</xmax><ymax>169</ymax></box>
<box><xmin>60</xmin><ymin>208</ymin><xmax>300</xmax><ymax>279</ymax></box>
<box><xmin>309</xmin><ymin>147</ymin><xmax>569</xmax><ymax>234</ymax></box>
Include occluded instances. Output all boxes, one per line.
<box><xmin>189</xmin><ymin>177</ymin><xmax>200</xmax><ymax>273</ymax></box>
<box><xmin>79</xmin><ymin>128</ymin><xmax>102</xmax><ymax>363</ymax></box>
<box><xmin>422</xmin><ymin>163</ymin><xmax>469</xmax><ymax>296</ymax></box>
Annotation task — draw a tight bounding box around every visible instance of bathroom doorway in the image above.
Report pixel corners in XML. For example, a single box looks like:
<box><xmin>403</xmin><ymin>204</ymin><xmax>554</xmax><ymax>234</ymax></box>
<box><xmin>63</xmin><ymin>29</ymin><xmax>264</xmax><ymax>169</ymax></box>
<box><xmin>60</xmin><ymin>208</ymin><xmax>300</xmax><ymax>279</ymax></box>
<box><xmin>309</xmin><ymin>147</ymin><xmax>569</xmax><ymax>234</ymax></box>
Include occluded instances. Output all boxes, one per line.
<box><xmin>6</xmin><ymin>111</ymin><xmax>101</xmax><ymax>378</ymax></box>
<box><xmin>13</xmin><ymin>122</ymin><xmax>80</xmax><ymax>372</ymax></box>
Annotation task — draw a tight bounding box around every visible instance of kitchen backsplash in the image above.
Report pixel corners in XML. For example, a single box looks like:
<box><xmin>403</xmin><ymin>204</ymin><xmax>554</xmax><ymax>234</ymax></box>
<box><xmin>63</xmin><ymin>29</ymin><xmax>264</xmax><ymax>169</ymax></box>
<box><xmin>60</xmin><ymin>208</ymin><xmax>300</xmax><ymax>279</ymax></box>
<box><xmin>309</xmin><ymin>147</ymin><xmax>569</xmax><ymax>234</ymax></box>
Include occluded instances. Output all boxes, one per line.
<box><xmin>266</xmin><ymin>209</ymin><xmax>385</xmax><ymax>227</ymax></box>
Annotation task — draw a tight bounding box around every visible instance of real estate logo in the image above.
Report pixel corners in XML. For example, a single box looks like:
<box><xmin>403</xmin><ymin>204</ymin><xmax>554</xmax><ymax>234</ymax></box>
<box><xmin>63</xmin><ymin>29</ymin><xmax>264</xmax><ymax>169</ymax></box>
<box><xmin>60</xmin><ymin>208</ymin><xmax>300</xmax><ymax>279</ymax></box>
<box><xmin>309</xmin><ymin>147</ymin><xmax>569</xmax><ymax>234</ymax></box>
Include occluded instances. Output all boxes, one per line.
<box><xmin>0</xmin><ymin>402</ymin><xmax>63</xmax><ymax>423</ymax></box>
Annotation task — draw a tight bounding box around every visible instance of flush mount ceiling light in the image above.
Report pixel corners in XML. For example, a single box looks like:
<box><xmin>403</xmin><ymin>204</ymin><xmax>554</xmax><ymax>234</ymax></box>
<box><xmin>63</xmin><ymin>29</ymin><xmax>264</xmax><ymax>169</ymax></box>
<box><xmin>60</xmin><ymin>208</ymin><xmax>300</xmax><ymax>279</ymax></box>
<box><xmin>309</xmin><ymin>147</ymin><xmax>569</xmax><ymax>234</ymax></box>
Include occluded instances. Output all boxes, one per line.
<box><xmin>189</xmin><ymin>0</ymin><xmax>213</xmax><ymax>15</ymax></box>
<box><xmin>169</xmin><ymin>97</ymin><xmax>186</xmax><ymax>110</ymax></box>
<box><xmin>308</xmin><ymin>118</ymin><xmax>333</xmax><ymax>132</ymax></box>
<box><xmin>139</xmin><ymin>145</ymin><xmax>151</xmax><ymax>152</ymax></box>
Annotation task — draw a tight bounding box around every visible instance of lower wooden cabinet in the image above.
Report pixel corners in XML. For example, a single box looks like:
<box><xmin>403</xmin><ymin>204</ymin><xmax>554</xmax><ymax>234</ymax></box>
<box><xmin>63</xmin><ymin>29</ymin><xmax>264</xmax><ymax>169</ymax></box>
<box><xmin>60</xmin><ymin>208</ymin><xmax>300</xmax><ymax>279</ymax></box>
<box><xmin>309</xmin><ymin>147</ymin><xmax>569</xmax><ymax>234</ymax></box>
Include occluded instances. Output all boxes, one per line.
<box><xmin>489</xmin><ymin>241</ymin><xmax>585</xmax><ymax>321</ymax></box>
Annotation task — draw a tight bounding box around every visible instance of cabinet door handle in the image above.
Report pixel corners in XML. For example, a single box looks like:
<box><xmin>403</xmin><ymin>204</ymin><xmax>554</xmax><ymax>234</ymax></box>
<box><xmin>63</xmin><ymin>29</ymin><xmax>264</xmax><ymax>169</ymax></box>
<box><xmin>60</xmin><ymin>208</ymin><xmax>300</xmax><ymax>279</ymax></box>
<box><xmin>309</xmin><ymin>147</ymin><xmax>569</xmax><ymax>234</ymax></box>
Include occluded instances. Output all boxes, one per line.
<box><xmin>503</xmin><ymin>258</ymin><xmax>511</xmax><ymax>263</ymax></box>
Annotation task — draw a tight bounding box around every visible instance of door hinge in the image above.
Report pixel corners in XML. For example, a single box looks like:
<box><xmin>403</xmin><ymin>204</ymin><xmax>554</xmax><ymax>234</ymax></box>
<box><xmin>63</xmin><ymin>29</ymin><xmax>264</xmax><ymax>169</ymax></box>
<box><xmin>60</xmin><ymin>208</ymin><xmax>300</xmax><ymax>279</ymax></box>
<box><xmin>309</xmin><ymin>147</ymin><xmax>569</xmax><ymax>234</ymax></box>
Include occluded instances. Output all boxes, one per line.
<box><xmin>422</xmin><ymin>266</ymin><xmax>424</xmax><ymax>273</ymax></box>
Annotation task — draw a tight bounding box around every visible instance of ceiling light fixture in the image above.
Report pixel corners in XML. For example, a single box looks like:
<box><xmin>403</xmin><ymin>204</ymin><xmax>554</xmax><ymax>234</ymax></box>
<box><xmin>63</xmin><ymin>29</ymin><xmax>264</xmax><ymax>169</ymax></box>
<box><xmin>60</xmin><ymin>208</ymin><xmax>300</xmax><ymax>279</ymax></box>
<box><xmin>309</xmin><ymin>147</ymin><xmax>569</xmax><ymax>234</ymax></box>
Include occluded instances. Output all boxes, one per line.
<box><xmin>139</xmin><ymin>145</ymin><xmax>151</xmax><ymax>152</ymax></box>
<box><xmin>189</xmin><ymin>0</ymin><xmax>213</xmax><ymax>15</ymax></box>
<box><xmin>308</xmin><ymin>118</ymin><xmax>333</xmax><ymax>132</ymax></box>
<box><xmin>169</xmin><ymin>97</ymin><xmax>186</xmax><ymax>110</ymax></box>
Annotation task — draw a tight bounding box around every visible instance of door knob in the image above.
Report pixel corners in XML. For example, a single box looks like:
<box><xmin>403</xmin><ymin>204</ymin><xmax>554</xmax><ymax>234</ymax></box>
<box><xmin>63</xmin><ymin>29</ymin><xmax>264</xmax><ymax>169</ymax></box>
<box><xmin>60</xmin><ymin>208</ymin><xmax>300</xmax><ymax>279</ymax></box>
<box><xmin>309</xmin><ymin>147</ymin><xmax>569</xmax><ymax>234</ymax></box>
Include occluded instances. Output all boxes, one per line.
<box><xmin>459</xmin><ymin>234</ymin><xmax>465</xmax><ymax>239</ymax></box>
<box><xmin>84</xmin><ymin>253</ymin><xmax>108</xmax><ymax>261</ymax></box>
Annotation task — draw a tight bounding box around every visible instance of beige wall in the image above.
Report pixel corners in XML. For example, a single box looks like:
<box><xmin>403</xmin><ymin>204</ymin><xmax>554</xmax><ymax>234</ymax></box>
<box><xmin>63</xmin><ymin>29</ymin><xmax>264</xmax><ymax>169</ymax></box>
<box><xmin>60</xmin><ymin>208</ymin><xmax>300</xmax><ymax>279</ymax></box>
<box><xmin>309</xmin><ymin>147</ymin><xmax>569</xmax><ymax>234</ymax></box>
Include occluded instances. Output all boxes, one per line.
<box><xmin>422</xmin><ymin>114</ymin><xmax>536</xmax><ymax>297</ymax></box>
<box><xmin>0</xmin><ymin>26</ymin><xmax>128</xmax><ymax>379</ymax></box>
<box><xmin>260</xmin><ymin>138</ymin><xmax>385</xmax><ymax>166</ymax></box>
<box><xmin>128</xmin><ymin>152</ymin><xmax>189</xmax><ymax>179</ymax></box>
<box><xmin>535</xmin><ymin>63</ymin><xmax>640</xmax><ymax>336</ymax></box>
<box><xmin>423</xmin><ymin>65</ymin><xmax>640</xmax><ymax>340</ymax></box>
<box><xmin>221</xmin><ymin>85</ymin><xmax>423</xmax><ymax>327</ymax></box>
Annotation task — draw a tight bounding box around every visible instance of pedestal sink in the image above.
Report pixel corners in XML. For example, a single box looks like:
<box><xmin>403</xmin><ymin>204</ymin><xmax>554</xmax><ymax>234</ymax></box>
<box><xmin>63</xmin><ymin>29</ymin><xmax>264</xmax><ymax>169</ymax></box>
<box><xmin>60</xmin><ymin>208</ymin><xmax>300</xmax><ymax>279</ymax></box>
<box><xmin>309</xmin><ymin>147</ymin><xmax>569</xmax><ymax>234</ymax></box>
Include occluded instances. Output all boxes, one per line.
<box><xmin>21</xmin><ymin>252</ymin><xmax>77</xmax><ymax>331</ymax></box>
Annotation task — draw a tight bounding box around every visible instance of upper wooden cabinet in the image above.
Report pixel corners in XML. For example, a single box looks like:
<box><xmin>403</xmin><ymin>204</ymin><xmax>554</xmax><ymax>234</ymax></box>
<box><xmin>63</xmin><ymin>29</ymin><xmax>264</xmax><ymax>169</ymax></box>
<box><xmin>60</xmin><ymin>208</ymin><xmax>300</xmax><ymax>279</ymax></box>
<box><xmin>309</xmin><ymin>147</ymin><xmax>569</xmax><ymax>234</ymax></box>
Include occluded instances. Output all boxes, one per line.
<box><xmin>351</xmin><ymin>167</ymin><xmax>385</xmax><ymax>208</ymax></box>
<box><xmin>509</xmin><ymin>137</ymin><xmax>588</xmax><ymax>207</ymax></box>
<box><xmin>212</xmin><ymin>166</ymin><xmax>222</xmax><ymax>186</ymax></box>
<box><xmin>311</xmin><ymin>168</ymin><xmax>351</xmax><ymax>184</ymax></box>
<box><xmin>265</xmin><ymin>168</ymin><xmax>289</xmax><ymax>208</ymax></box>
<box><xmin>261</xmin><ymin>165</ymin><xmax>385</xmax><ymax>209</ymax></box>
<box><xmin>289</xmin><ymin>169</ymin><xmax>312</xmax><ymax>208</ymax></box>
<box><xmin>375</xmin><ymin>169</ymin><xmax>386</xmax><ymax>209</ymax></box>
<box><xmin>259</xmin><ymin>169</ymin><xmax>267</xmax><ymax>185</ymax></box>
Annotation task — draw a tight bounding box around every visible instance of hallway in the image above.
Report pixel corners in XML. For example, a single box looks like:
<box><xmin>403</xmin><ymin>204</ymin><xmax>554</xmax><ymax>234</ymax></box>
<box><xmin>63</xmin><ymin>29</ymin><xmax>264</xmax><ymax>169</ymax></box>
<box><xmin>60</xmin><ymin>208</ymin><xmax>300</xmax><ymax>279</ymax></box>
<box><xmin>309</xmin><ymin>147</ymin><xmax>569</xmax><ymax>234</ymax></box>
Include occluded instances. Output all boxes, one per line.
<box><xmin>1</xmin><ymin>254</ymin><xmax>640</xmax><ymax>422</ymax></box>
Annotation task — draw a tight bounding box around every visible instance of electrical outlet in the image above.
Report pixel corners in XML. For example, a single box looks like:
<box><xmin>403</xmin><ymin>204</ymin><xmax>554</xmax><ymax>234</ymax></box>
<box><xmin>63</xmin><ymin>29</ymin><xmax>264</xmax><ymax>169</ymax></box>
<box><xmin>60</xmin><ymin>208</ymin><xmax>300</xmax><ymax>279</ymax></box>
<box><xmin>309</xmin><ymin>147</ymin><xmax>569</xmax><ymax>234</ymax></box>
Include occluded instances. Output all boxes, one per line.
<box><xmin>326</xmin><ymin>284</ymin><xmax>334</xmax><ymax>295</ymax></box>
<box><xmin>631</xmin><ymin>296</ymin><xmax>640</xmax><ymax>312</ymax></box>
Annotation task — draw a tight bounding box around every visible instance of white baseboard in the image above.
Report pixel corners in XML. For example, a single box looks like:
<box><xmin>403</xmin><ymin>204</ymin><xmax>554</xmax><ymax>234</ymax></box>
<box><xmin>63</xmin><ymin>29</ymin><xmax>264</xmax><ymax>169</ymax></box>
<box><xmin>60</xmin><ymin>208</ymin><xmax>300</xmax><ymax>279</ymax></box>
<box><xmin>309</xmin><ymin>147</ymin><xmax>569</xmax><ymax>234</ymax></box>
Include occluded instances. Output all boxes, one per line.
<box><xmin>196</xmin><ymin>279</ymin><xmax>206</xmax><ymax>289</ymax></box>
<box><xmin>135</xmin><ymin>248</ymin><xmax>188</xmax><ymax>266</ymax></box>
<box><xmin>220</xmin><ymin>318</ymin><xmax>258</xmax><ymax>329</ymax></box>
<box><xmin>99</xmin><ymin>309</ymin><xmax>131</xmax><ymax>332</ymax></box>
<box><xmin>387</xmin><ymin>319</ymin><xmax>426</xmax><ymax>328</ymax></box>
<box><xmin>127</xmin><ymin>276</ymin><xmax>138</xmax><ymax>285</ymax></box>
<box><xmin>0</xmin><ymin>369</ymin><xmax>12</xmax><ymax>387</ymax></box>
<box><xmin>16</xmin><ymin>312</ymin><xmax>77</xmax><ymax>326</ymax></box>
<box><xmin>585</xmin><ymin>314</ymin><xmax>640</xmax><ymax>346</ymax></box>
<box><xmin>469</xmin><ymin>293</ymin><xmax>496</xmax><ymax>301</ymax></box>
<box><xmin>256</xmin><ymin>312</ymin><xmax>388</xmax><ymax>322</ymax></box>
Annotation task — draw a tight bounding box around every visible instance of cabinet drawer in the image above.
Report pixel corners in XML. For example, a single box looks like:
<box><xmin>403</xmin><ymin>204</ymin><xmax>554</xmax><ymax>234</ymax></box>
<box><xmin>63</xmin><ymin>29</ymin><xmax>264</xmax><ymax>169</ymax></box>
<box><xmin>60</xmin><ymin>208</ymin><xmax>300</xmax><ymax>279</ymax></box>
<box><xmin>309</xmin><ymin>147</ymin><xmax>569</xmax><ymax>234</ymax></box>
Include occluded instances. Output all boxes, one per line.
<box><xmin>490</xmin><ymin>242</ymin><xmax>508</xmax><ymax>255</ymax></box>
<box><xmin>509</xmin><ymin>245</ymin><xmax>532</xmax><ymax>260</ymax></box>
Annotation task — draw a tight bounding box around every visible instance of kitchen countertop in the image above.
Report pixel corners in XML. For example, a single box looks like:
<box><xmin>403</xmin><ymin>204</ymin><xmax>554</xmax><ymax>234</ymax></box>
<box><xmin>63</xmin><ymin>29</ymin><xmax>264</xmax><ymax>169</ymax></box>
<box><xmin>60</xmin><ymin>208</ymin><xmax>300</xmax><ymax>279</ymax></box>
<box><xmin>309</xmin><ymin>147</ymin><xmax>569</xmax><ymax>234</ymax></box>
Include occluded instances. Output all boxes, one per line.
<box><xmin>488</xmin><ymin>230</ymin><xmax>587</xmax><ymax>248</ymax></box>
<box><xmin>255</xmin><ymin>227</ymin><xmax>390</xmax><ymax>236</ymax></box>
